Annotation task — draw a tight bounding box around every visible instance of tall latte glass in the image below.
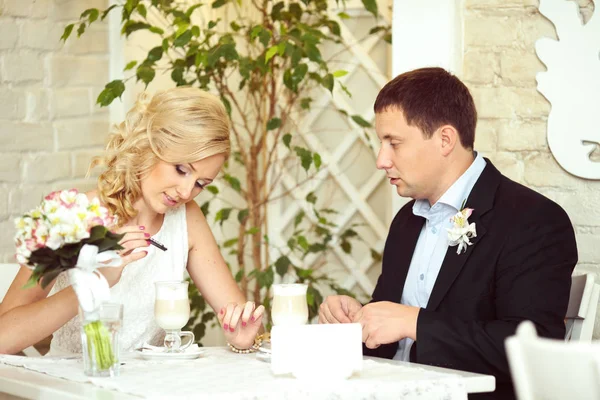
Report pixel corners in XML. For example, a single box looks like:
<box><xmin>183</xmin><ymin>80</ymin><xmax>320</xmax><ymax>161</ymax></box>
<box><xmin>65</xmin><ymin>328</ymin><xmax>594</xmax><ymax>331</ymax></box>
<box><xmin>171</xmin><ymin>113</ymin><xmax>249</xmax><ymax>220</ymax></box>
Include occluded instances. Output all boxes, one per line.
<box><xmin>271</xmin><ymin>284</ymin><xmax>309</xmax><ymax>326</ymax></box>
<box><xmin>154</xmin><ymin>281</ymin><xmax>194</xmax><ymax>352</ymax></box>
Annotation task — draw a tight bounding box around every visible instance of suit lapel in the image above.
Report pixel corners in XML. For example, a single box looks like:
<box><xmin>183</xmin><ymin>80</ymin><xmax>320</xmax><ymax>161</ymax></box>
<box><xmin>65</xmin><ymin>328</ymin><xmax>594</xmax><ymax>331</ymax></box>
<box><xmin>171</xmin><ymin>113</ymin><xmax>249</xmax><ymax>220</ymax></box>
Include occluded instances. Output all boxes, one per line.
<box><xmin>388</xmin><ymin>210</ymin><xmax>425</xmax><ymax>303</ymax></box>
<box><xmin>426</xmin><ymin>159</ymin><xmax>501</xmax><ymax>311</ymax></box>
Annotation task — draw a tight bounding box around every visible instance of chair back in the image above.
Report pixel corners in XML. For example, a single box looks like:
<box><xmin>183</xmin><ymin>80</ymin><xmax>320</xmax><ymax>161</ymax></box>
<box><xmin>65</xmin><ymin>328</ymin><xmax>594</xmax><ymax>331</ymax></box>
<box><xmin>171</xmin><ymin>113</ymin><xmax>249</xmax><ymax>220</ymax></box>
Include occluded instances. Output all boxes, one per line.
<box><xmin>0</xmin><ymin>263</ymin><xmax>20</xmax><ymax>302</ymax></box>
<box><xmin>565</xmin><ymin>274</ymin><xmax>600</xmax><ymax>342</ymax></box>
<box><xmin>506</xmin><ymin>321</ymin><xmax>600</xmax><ymax>400</ymax></box>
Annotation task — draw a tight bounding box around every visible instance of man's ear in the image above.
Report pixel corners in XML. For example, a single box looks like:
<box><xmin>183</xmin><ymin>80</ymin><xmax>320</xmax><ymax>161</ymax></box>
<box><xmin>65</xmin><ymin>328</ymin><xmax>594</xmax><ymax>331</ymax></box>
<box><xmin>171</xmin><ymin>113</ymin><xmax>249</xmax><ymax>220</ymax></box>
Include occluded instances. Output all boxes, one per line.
<box><xmin>439</xmin><ymin>125</ymin><xmax>459</xmax><ymax>156</ymax></box>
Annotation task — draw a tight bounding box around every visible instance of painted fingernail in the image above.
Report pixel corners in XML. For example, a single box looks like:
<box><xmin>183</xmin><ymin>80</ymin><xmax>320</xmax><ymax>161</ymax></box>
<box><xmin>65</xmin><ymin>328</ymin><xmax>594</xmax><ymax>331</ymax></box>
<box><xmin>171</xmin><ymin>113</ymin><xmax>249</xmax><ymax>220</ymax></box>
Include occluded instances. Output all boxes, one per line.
<box><xmin>146</xmin><ymin>240</ymin><xmax>151</xmax><ymax>245</ymax></box>
<box><xmin>251</xmin><ymin>316</ymin><xmax>255</xmax><ymax>322</ymax></box>
<box><xmin>223</xmin><ymin>324</ymin><xmax>228</xmax><ymax>330</ymax></box>
<box><xmin>220</xmin><ymin>308</ymin><xmax>224</xmax><ymax>315</ymax></box>
<box><xmin>144</xmin><ymin>233</ymin><xmax>150</xmax><ymax>238</ymax></box>
<box><xmin>229</xmin><ymin>327</ymin><xmax>234</xmax><ymax>332</ymax></box>
<box><xmin>242</xmin><ymin>321</ymin><xmax>247</xmax><ymax>327</ymax></box>
<box><xmin>139</xmin><ymin>226</ymin><xmax>145</xmax><ymax>230</ymax></box>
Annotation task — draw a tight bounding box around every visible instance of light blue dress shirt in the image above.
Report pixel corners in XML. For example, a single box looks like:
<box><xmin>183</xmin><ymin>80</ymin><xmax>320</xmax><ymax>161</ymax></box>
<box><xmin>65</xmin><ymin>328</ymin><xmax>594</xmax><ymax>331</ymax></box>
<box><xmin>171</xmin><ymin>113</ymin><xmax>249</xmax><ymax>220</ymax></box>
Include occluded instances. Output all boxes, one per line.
<box><xmin>393</xmin><ymin>152</ymin><xmax>486</xmax><ymax>361</ymax></box>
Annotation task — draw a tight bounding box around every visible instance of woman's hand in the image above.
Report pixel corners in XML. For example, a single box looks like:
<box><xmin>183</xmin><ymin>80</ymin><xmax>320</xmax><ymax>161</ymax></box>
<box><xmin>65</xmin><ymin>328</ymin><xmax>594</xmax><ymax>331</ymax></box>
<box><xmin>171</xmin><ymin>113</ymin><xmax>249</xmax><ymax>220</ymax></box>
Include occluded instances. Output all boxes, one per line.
<box><xmin>218</xmin><ymin>301</ymin><xmax>265</xmax><ymax>349</ymax></box>
<box><xmin>99</xmin><ymin>225</ymin><xmax>150</xmax><ymax>287</ymax></box>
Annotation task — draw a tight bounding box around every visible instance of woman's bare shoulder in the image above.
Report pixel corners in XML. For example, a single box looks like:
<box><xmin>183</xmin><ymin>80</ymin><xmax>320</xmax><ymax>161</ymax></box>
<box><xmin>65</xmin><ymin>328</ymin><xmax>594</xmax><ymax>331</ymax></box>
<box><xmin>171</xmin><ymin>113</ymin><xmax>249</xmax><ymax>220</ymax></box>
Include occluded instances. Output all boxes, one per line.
<box><xmin>85</xmin><ymin>190</ymin><xmax>99</xmax><ymax>202</ymax></box>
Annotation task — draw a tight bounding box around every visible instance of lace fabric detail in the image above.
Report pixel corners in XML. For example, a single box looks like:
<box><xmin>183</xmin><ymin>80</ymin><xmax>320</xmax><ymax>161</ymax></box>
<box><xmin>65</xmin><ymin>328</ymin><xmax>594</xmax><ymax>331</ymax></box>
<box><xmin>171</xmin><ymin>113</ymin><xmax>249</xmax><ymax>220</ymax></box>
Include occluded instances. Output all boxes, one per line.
<box><xmin>47</xmin><ymin>206</ymin><xmax>189</xmax><ymax>356</ymax></box>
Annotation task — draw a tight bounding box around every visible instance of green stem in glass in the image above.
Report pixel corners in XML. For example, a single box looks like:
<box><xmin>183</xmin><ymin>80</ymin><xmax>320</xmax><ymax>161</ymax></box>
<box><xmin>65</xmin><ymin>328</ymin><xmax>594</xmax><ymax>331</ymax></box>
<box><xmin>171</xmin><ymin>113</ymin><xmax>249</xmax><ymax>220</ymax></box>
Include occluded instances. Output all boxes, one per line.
<box><xmin>83</xmin><ymin>320</ymin><xmax>115</xmax><ymax>370</ymax></box>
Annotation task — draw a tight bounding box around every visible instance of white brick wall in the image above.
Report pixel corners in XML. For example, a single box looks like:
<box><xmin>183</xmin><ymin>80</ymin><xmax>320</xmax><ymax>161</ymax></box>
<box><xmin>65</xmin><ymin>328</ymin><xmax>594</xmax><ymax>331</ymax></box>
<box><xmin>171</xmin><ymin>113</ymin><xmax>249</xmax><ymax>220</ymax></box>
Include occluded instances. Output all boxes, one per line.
<box><xmin>0</xmin><ymin>0</ymin><xmax>110</xmax><ymax>262</ymax></box>
<box><xmin>464</xmin><ymin>0</ymin><xmax>600</xmax><ymax>336</ymax></box>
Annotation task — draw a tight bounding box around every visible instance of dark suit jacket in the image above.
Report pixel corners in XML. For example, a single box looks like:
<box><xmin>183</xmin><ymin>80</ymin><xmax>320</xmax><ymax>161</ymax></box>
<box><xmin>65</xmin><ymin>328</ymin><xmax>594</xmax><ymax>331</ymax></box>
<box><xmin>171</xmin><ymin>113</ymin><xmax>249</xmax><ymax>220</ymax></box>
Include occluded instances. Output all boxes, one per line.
<box><xmin>364</xmin><ymin>159</ymin><xmax>578</xmax><ymax>400</ymax></box>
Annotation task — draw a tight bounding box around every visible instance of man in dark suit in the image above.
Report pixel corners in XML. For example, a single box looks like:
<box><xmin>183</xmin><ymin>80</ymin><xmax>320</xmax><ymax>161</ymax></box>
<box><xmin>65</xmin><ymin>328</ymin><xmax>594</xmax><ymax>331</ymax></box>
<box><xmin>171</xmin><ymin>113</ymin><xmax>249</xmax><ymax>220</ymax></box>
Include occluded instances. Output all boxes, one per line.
<box><xmin>318</xmin><ymin>67</ymin><xmax>578</xmax><ymax>399</ymax></box>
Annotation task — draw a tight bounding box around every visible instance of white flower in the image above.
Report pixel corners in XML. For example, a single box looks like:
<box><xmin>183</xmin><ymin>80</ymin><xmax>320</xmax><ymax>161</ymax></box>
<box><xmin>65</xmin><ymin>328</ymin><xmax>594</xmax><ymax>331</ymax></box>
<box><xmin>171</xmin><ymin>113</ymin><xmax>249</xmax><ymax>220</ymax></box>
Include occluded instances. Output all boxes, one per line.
<box><xmin>447</xmin><ymin>207</ymin><xmax>477</xmax><ymax>255</ymax></box>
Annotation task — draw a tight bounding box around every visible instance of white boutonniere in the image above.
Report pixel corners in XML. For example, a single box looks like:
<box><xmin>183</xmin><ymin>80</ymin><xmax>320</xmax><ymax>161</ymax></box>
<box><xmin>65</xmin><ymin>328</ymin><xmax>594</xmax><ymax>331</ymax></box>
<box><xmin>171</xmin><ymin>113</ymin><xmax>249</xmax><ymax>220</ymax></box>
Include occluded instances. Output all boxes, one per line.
<box><xmin>447</xmin><ymin>205</ymin><xmax>477</xmax><ymax>255</ymax></box>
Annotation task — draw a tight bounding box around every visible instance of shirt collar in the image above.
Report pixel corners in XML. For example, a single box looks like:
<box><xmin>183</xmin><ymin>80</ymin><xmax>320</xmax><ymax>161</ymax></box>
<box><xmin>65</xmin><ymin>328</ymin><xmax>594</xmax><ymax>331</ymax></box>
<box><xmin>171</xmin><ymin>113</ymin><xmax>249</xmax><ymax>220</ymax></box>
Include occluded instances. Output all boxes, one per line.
<box><xmin>413</xmin><ymin>152</ymin><xmax>486</xmax><ymax>218</ymax></box>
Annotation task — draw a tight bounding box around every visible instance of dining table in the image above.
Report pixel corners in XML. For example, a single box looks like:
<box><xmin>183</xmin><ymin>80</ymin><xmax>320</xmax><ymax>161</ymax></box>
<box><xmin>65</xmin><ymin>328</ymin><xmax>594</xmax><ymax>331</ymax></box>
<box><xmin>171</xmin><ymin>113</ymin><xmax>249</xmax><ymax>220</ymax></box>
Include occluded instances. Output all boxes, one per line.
<box><xmin>0</xmin><ymin>347</ymin><xmax>495</xmax><ymax>399</ymax></box>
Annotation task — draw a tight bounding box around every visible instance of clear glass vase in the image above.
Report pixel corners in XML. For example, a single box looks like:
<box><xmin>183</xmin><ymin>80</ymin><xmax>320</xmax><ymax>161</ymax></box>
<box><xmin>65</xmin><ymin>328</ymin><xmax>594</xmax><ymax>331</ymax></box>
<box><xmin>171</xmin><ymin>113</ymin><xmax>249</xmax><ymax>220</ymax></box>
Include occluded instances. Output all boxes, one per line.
<box><xmin>80</xmin><ymin>302</ymin><xmax>123</xmax><ymax>377</ymax></box>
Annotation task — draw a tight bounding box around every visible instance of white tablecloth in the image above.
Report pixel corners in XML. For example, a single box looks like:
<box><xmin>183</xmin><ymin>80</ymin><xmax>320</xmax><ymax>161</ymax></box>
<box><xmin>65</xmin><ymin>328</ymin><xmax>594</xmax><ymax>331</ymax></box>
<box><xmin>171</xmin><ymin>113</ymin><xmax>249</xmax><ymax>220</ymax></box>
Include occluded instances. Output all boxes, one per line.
<box><xmin>0</xmin><ymin>348</ymin><xmax>467</xmax><ymax>400</ymax></box>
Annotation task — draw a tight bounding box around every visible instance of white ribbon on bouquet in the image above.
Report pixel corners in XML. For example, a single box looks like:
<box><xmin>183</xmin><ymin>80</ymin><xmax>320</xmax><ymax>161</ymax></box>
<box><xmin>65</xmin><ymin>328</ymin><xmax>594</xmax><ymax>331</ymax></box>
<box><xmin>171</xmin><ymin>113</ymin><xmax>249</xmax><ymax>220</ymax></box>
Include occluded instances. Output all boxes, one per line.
<box><xmin>67</xmin><ymin>244</ymin><xmax>121</xmax><ymax>317</ymax></box>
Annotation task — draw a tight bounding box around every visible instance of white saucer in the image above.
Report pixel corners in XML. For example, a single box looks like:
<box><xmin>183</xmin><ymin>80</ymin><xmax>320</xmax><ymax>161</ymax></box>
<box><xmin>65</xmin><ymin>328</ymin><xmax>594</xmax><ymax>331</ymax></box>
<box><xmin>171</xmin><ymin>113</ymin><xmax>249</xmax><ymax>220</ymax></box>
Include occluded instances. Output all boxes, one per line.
<box><xmin>135</xmin><ymin>348</ymin><xmax>205</xmax><ymax>360</ymax></box>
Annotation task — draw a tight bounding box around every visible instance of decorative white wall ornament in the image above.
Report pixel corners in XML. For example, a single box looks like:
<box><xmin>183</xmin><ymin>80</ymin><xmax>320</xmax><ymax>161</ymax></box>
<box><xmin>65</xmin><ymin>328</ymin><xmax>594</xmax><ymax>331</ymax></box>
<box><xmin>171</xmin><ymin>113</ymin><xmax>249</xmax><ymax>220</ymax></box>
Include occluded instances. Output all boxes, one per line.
<box><xmin>536</xmin><ymin>0</ymin><xmax>600</xmax><ymax>179</ymax></box>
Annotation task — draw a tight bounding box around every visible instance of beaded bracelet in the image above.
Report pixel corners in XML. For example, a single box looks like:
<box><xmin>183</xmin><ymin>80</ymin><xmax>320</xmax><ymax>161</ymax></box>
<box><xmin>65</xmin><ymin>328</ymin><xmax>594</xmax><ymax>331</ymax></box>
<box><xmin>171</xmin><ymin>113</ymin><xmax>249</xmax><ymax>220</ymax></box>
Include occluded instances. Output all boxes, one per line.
<box><xmin>227</xmin><ymin>332</ymin><xmax>269</xmax><ymax>354</ymax></box>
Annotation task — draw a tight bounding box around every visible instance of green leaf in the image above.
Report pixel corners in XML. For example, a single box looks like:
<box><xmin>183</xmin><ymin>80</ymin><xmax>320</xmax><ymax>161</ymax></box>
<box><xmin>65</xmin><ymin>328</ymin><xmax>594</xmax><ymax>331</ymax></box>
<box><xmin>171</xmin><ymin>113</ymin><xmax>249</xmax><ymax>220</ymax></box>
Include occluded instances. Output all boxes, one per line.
<box><xmin>96</xmin><ymin>79</ymin><xmax>125</xmax><ymax>106</ymax></box>
<box><xmin>214</xmin><ymin>208</ymin><xmax>233</xmax><ymax>226</ymax></box>
<box><xmin>80</xmin><ymin>8</ymin><xmax>99</xmax><ymax>24</ymax></box>
<box><xmin>351</xmin><ymin>115</ymin><xmax>372</xmax><ymax>128</ymax></box>
<box><xmin>174</xmin><ymin>30</ymin><xmax>192</xmax><ymax>47</ymax></box>
<box><xmin>206</xmin><ymin>185</ymin><xmax>219</xmax><ymax>195</ymax></box>
<box><xmin>370</xmin><ymin>248</ymin><xmax>382</xmax><ymax>262</ymax></box>
<box><xmin>147</xmin><ymin>46</ymin><xmax>163</xmax><ymax>62</ymax></box>
<box><xmin>230</xmin><ymin>21</ymin><xmax>241</xmax><ymax>31</ymax></box>
<box><xmin>313</xmin><ymin>153</ymin><xmax>322</xmax><ymax>169</ymax></box>
<box><xmin>297</xmin><ymin>267</ymin><xmax>313</xmax><ymax>279</ymax></box>
<box><xmin>191</xmin><ymin>25</ymin><xmax>200</xmax><ymax>37</ymax></box>
<box><xmin>282</xmin><ymin>133</ymin><xmax>292</xmax><ymax>148</ymax></box>
<box><xmin>341</xmin><ymin>240</ymin><xmax>351</xmax><ymax>254</ymax></box>
<box><xmin>297</xmin><ymin>235</ymin><xmax>309</xmax><ymax>251</ymax></box>
<box><xmin>122</xmin><ymin>21</ymin><xmax>151</xmax><ymax>37</ymax></box>
<box><xmin>234</xmin><ymin>270</ymin><xmax>244</xmax><ymax>282</ymax></box>
<box><xmin>300</xmin><ymin>97</ymin><xmax>312</xmax><ymax>110</ymax></box>
<box><xmin>136</xmin><ymin>65</ymin><xmax>155</xmax><ymax>86</ymax></box>
<box><xmin>186</xmin><ymin>4</ymin><xmax>204</xmax><ymax>17</ymax></box>
<box><xmin>265</xmin><ymin>46</ymin><xmax>278</xmax><ymax>63</ymax></box>
<box><xmin>223</xmin><ymin>238</ymin><xmax>238</xmax><ymax>247</ymax></box>
<box><xmin>257</xmin><ymin>268</ymin><xmax>274</xmax><ymax>289</ymax></box>
<box><xmin>200</xmin><ymin>201</ymin><xmax>210</xmax><ymax>217</ymax></box>
<box><xmin>149</xmin><ymin>26</ymin><xmax>164</xmax><ymax>35</ymax></box>
<box><xmin>101</xmin><ymin>4</ymin><xmax>118</xmax><ymax>21</ymax></box>
<box><xmin>333</xmin><ymin>70</ymin><xmax>348</xmax><ymax>78</ymax></box>
<box><xmin>305</xmin><ymin>191</ymin><xmax>317</xmax><ymax>204</ymax></box>
<box><xmin>322</xmin><ymin>73</ymin><xmax>334</xmax><ymax>92</ymax></box>
<box><xmin>77</xmin><ymin>23</ymin><xmax>86</xmax><ymax>38</ymax></box>
<box><xmin>61</xmin><ymin>24</ymin><xmax>74</xmax><ymax>42</ymax></box>
<box><xmin>237</xmin><ymin>208</ymin><xmax>249</xmax><ymax>223</ymax></box>
<box><xmin>171</xmin><ymin>67</ymin><xmax>184</xmax><ymax>85</ymax></box>
<box><xmin>361</xmin><ymin>0</ymin><xmax>379</xmax><ymax>17</ymax></box>
<box><xmin>305</xmin><ymin>43</ymin><xmax>321</xmax><ymax>62</ymax></box>
<box><xmin>246</xmin><ymin>227</ymin><xmax>260</xmax><ymax>235</ymax></box>
<box><xmin>136</xmin><ymin>4</ymin><xmax>147</xmax><ymax>18</ymax></box>
<box><xmin>294</xmin><ymin>211</ymin><xmax>305</xmax><ymax>227</ymax></box>
<box><xmin>124</xmin><ymin>60</ymin><xmax>137</xmax><ymax>71</ymax></box>
<box><xmin>175</xmin><ymin>23</ymin><xmax>190</xmax><ymax>37</ymax></box>
<box><xmin>338</xmin><ymin>12</ymin><xmax>350</xmax><ymax>19</ymax></box>
<box><xmin>267</xmin><ymin>117</ymin><xmax>281</xmax><ymax>131</ymax></box>
<box><xmin>294</xmin><ymin>146</ymin><xmax>312</xmax><ymax>171</ymax></box>
<box><xmin>224</xmin><ymin>174</ymin><xmax>241</xmax><ymax>193</ymax></box>
<box><xmin>274</xmin><ymin>255</ymin><xmax>291</xmax><ymax>277</ymax></box>
<box><xmin>287</xmin><ymin>238</ymin><xmax>296</xmax><ymax>250</ymax></box>
<box><xmin>212</xmin><ymin>0</ymin><xmax>228</xmax><ymax>8</ymax></box>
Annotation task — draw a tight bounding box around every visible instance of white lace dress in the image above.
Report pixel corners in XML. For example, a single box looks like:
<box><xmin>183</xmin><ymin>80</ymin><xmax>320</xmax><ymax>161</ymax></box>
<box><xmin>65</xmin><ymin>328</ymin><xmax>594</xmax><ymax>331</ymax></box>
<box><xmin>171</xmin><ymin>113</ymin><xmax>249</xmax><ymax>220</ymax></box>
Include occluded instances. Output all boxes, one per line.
<box><xmin>47</xmin><ymin>205</ymin><xmax>189</xmax><ymax>356</ymax></box>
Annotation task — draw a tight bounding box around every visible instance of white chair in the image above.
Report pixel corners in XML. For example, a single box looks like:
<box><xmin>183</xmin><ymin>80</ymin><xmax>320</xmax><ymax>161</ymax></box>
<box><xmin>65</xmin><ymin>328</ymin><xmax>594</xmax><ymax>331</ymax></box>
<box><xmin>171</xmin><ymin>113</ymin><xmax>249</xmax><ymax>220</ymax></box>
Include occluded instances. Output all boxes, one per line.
<box><xmin>0</xmin><ymin>263</ymin><xmax>42</xmax><ymax>357</ymax></box>
<box><xmin>506</xmin><ymin>321</ymin><xmax>600</xmax><ymax>400</ymax></box>
<box><xmin>565</xmin><ymin>274</ymin><xmax>600</xmax><ymax>342</ymax></box>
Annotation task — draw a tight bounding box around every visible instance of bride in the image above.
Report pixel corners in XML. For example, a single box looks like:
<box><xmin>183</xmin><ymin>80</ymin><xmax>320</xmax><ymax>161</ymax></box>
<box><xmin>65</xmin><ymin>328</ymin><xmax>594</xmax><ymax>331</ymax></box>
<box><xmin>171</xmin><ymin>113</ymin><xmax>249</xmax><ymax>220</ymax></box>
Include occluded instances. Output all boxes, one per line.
<box><xmin>0</xmin><ymin>87</ymin><xmax>263</xmax><ymax>355</ymax></box>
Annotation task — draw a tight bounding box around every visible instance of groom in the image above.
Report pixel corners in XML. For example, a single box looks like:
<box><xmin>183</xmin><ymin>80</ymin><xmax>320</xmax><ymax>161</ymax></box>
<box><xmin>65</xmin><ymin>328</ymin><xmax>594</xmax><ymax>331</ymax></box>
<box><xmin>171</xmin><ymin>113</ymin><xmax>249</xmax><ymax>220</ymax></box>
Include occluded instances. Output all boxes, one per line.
<box><xmin>318</xmin><ymin>67</ymin><xmax>578</xmax><ymax>399</ymax></box>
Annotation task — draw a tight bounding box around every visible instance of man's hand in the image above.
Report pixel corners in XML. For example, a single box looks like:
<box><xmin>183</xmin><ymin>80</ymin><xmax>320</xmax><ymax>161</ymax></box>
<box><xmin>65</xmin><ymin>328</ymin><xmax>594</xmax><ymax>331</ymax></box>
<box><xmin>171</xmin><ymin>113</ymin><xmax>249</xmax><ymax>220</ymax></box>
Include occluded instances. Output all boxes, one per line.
<box><xmin>318</xmin><ymin>295</ymin><xmax>362</xmax><ymax>324</ymax></box>
<box><xmin>351</xmin><ymin>302</ymin><xmax>420</xmax><ymax>349</ymax></box>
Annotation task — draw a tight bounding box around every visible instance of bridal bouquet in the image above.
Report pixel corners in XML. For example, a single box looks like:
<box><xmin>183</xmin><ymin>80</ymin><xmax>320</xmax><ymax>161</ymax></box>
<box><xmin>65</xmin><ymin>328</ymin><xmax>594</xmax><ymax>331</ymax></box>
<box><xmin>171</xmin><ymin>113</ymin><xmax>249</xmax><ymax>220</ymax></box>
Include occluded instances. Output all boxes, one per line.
<box><xmin>14</xmin><ymin>189</ymin><xmax>123</xmax><ymax>374</ymax></box>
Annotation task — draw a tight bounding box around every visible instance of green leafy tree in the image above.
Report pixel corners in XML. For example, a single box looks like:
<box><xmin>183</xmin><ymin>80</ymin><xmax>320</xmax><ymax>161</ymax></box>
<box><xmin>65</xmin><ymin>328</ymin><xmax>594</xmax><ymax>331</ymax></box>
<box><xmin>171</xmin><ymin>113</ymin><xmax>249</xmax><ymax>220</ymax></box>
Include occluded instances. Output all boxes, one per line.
<box><xmin>63</xmin><ymin>0</ymin><xmax>389</xmax><ymax>342</ymax></box>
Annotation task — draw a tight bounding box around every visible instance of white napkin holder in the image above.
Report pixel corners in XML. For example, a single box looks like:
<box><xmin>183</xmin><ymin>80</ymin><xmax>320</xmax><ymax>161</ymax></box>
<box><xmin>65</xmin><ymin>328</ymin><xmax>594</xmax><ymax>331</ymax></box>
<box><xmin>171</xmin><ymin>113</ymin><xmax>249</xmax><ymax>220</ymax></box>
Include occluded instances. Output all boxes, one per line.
<box><xmin>271</xmin><ymin>323</ymin><xmax>363</xmax><ymax>380</ymax></box>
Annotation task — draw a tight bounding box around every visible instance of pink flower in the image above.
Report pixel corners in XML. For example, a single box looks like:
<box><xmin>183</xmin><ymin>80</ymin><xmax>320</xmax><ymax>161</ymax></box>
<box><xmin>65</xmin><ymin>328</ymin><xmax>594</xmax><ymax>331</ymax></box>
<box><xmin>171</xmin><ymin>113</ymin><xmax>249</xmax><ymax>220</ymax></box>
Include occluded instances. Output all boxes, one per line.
<box><xmin>44</xmin><ymin>191</ymin><xmax>61</xmax><ymax>201</ymax></box>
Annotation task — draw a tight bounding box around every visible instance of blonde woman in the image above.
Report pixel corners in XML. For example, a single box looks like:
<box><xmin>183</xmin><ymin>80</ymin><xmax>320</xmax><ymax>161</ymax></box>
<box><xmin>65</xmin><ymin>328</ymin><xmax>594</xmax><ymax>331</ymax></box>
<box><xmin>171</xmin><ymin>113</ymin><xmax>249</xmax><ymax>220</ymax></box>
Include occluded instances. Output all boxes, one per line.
<box><xmin>0</xmin><ymin>87</ymin><xmax>263</xmax><ymax>355</ymax></box>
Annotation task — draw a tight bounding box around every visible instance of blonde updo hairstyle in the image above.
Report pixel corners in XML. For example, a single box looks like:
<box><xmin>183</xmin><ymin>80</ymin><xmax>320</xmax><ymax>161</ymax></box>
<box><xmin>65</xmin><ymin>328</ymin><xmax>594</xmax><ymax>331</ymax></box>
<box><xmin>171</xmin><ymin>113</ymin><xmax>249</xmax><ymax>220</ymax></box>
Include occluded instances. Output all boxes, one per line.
<box><xmin>91</xmin><ymin>87</ymin><xmax>231</xmax><ymax>225</ymax></box>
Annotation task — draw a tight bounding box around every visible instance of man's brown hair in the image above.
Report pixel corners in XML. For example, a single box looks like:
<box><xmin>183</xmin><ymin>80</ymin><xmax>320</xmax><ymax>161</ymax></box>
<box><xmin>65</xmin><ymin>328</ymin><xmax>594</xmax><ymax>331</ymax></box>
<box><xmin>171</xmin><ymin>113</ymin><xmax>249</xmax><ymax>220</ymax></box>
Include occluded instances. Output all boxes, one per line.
<box><xmin>374</xmin><ymin>67</ymin><xmax>477</xmax><ymax>149</ymax></box>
